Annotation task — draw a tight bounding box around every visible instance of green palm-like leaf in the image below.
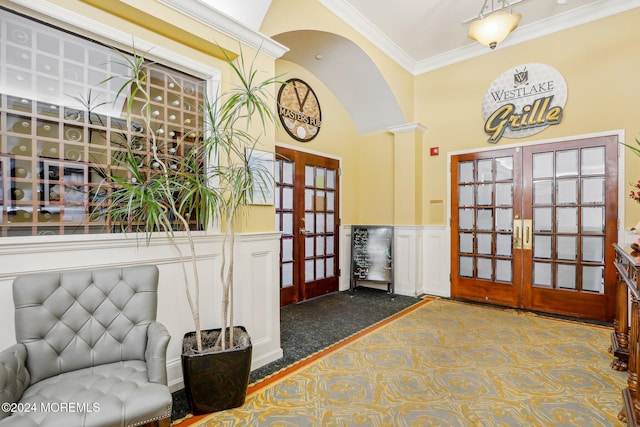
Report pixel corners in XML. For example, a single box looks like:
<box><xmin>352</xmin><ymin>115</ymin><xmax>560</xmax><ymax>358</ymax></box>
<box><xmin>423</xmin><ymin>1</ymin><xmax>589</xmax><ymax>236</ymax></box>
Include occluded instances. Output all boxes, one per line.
<box><xmin>98</xmin><ymin>43</ymin><xmax>281</xmax><ymax>351</ymax></box>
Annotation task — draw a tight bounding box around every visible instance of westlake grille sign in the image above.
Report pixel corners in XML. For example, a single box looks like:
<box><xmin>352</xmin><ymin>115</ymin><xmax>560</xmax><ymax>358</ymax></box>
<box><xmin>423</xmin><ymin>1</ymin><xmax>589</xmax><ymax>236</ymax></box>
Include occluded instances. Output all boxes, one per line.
<box><xmin>481</xmin><ymin>63</ymin><xmax>567</xmax><ymax>143</ymax></box>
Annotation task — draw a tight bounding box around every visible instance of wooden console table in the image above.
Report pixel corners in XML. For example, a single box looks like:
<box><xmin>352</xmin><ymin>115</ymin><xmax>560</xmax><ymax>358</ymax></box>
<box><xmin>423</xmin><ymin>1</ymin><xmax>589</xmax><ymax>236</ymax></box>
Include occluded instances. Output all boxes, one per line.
<box><xmin>613</xmin><ymin>244</ymin><xmax>640</xmax><ymax>424</ymax></box>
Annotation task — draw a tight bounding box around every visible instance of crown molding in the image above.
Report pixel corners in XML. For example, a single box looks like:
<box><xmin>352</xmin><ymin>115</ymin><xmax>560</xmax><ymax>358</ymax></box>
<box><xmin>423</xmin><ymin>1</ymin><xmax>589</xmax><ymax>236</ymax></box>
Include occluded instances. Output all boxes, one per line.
<box><xmin>7</xmin><ymin>0</ymin><xmax>222</xmax><ymax>80</ymax></box>
<box><xmin>387</xmin><ymin>123</ymin><xmax>428</xmax><ymax>135</ymax></box>
<box><xmin>156</xmin><ymin>0</ymin><xmax>288</xmax><ymax>59</ymax></box>
<box><xmin>321</xmin><ymin>0</ymin><xmax>640</xmax><ymax>76</ymax></box>
<box><xmin>318</xmin><ymin>0</ymin><xmax>415</xmax><ymax>72</ymax></box>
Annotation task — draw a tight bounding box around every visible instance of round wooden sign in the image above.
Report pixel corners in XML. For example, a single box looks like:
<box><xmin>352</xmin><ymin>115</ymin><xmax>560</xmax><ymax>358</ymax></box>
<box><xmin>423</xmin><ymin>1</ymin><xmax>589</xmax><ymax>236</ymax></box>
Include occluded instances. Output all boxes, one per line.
<box><xmin>277</xmin><ymin>78</ymin><xmax>321</xmax><ymax>142</ymax></box>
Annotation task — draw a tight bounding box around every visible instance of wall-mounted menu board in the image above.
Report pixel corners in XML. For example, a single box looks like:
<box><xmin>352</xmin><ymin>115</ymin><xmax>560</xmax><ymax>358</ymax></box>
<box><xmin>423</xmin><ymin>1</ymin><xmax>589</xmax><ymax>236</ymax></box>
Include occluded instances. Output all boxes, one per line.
<box><xmin>350</xmin><ymin>225</ymin><xmax>394</xmax><ymax>295</ymax></box>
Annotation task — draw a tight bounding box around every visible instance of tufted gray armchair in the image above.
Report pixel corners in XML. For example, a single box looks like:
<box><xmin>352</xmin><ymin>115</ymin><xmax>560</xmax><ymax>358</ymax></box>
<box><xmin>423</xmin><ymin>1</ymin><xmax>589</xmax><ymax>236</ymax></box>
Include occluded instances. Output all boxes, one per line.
<box><xmin>0</xmin><ymin>265</ymin><xmax>172</xmax><ymax>427</ymax></box>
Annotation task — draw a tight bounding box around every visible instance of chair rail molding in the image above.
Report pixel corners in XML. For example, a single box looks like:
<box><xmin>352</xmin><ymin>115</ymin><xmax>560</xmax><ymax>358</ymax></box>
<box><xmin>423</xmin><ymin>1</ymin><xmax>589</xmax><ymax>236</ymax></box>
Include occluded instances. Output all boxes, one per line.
<box><xmin>0</xmin><ymin>231</ymin><xmax>282</xmax><ymax>391</ymax></box>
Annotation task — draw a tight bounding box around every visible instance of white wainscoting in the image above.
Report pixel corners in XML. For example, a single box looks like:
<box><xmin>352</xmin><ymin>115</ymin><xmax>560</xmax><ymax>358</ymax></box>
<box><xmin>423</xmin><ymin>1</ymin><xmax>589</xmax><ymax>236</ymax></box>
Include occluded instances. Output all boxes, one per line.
<box><xmin>422</xmin><ymin>226</ymin><xmax>451</xmax><ymax>297</ymax></box>
<box><xmin>340</xmin><ymin>225</ymin><xmax>451</xmax><ymax>298</ymax></box>
<box><xmin>0</xmin><ymin>231</ymin><xmax>282</xmax><ymax>392</ymax></box>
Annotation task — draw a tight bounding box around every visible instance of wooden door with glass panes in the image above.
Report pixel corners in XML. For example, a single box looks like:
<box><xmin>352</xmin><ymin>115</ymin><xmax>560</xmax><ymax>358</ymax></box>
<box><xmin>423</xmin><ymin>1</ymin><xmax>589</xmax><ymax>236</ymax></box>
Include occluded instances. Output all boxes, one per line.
<box><xmin>451</xmin><ymin>148</ymin><xmax>524</xmax><ymax>308</ymax></box>
<box><xmin>275</xmin><ymin>146</ymin><xmax>339</xmax><ymax>306</ymax></box>
<box><xmin>451</xmin><ymin>135</ymin><xmax>618</xmax><ymax>322</ymax></box>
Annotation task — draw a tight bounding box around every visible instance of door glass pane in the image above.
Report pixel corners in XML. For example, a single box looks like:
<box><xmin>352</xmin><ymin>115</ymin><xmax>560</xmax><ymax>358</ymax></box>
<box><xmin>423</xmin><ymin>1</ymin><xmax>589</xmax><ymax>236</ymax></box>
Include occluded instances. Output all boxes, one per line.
<box><xmin>316</xmin><ymin>213</ymin><xmax>325</xmax><ymax>233</ymax></box>
<box><xmin>557</xmin><ymin>264</ymin><xmax>576</xmax><ymax>289</ymax></box>
<box><xmin>495</xmin><ymin>156</ymin><xmax>513</xmax><ymax>180</ymax></box>
<box><xmin>305</xmin><ymin>165</ymin><xmax>314</xmax><ymax>186</ymax></box>
<box><xmin>282</xmin><ymin>213</ymin><xmax>293</xmax><ymax>235</ymax></box>
<box><xmin>534</xmin><ymin>262</ymin><xmax>552</xmax><ymax>287</ymax></box>
<box><xmin>556</xmin><ymin>150</ymin><xmax>578</xmax><ymax>177</ymax></box>
<box><xmin>326</xmin><ymin>257</ymin><xmax>335</xmax><ymax>277</ymax></box>
<box><xmin>582</xmin><ymin>177</ymin><xmax>604</xmax><ymax>204</ymax></box>
<box><xmin>458</xmin><ymin>185</ymin><xmax>474</xmax><ymax>206</ymax></box>
<box><xmin>459</xmin><ymin>209</ymin><xmax>474</xmax><ymax>230</ymax></box>
<box><xmin>477</xmin><ymin>184</ymin><xmax>492</xmax><ymax>205</ymax></box>
<box><xmin>305</xmin><ymin>189</ymin><xmax>314</xmax><ymax>210</ymax></box>
<box><xmin>533</xmin><ymin>152</ymin><xmax>553</xmax><ymax>178</ymax></box>
<box><xmin>556</xmin><ymin>179</ymin><xmax>577</xmax><ymax>204</ymax></box>
<box><xmin>495</xmin><ymin>208</ymin><xmax>512</xmax><ymax>231</ymax></box>
<box><xmin>557</xmin><ymin>235</ymin><xmax>577</xmax><ymax>260</ymax></box>
<box><xmin>305</xmin><ymin>212</ymin><xmax>315</xmax><ymax>232</ymax></box>
<box><xmin>496</xmin><ymin>234</ymin><xmax>512</xmax><ymax>256</ymax></box>
<box><xmin>283</xmin><ymin>238</ymin><xmax>293</xmax><ymax>261</ymax></box>
<box><xmin>315</xmin><ymin>191</ymin><xmax>326</xmax><ymax>211</ymax></box>
<box><xmin>327</xmin><ymin>170</ymin><xmax>336</xmax><ymax>190</ymax></box>
<box><xmin>326</xmin><ymin>191</ymin><xmax>335</xmax><ymax>211</ymax></box>
<box><xmin>283</xmin><ymin>187</ymin><xmax>293</xmax><ymax>209</ymax></box>
<box><xmin>316</xmin><ymin>259</ymin><xmax>325</xmax><ymax>279</ymax></box>
<box><xmin>316</xmin><ymin>236</ymin><xmax>325</xmax><ymax>256</ymax></box>
<box><xmin>283</xmin><ymin>161</ymin><xmax>294</xmax><ymax>184</ymax></box>
<box><xmin>459</xmin><ymin>256</ymin><xmax>474</xmax><ymax>277</ymax></box>
<box><xmin>534</xmin><ymin>207</ymin><xmax>552</xmax><ymax>232</ymax></box>
<box><xmin>282</xmin><ymin>263</ymin><xmax>293</xmax><ymax>287</ymax></box>
<box><xmin>477</xmin><ymin>159</ymin><xmax>492</xmax><ymax>182</ymax></box>
<box><xmin>582</xmin><ymin>236</ymin><xmax>604</xmax><ymax>262</ymax></box>
<box><xmin>582</xmin><ymin>266</ymin><xmax>603</xmax><ymax>293</ymax></box>
<box><xmin>534</xmin><ymin>235</ymin><xmax>552</xmax><ymax>259</ymax></box>
<box><xmin>581</xmin><ymin>147</ymin><xmax>605</xmax><ymax>175</ymax></box>
<box><xmin>495</xmin><ymin>182</ymin><xmax>512</xmax><ymax>206</ymax></box>
<box><xmin>477</xmin><ymin>258</ymin><xmax>492</xmax><ymax>279</ymax></box>
<box><xmin>477</xmin><ymin>233</ymin><xmax>492</xmax><ymax>255</ymax></box>
<box><xmin>582</xmin><ymin>207</ymin><xmax>604</xmax><ymax>233</ymax></box>
<box><xmin>496</xmin><ymin>259</ymin><xmax>511</xmax><ymax>282</ymax></box>
<box><xmin>326</xmin><ymin>214</ymin><xmax>334</xmax><ymax>233</ymax></box>
<box><xmin>477</xmin><ymin>209</ymin><xmax>493</xmax><ymax>231</ymax></box>
<box><xmin>305</xmin><ymin>259</ymin><xmax>314</xmax><ymax>282</ymax></box>
<box><xmin>327</xmin><ymin>236</ymin><xmax>335</xmax><ymax>255</ymax></box>
<box><xmin>459</xmin><ymin>161</ymin><xmax>474</xmax><ymax>183</ymax></box>
<box><xmin>275</xmin><ymin>187</ymin><xmax>280</xmax><ymax>209</ymax></box>
<box><xmin>305</xmin><ymin>236</ymin><xmax>314</xmax><ymax>257</ymax></box>
<box><xmin>534</xmin><ymin>181</ymin><xmax>553</xmax><ymax>205</ymax></box>
<box><xmin>315</xmin><ymin>167</ymin><xmax>326</xmax><ymax>189</ymax></box>
<box><xmin>460</xmin><ymin>233</ymin><xmax>474</xmax><ymax>253</ymax></box>
<box><xmin>556</xmin><ymin>207</ymin><xmax>578</xmax><ymax>233</ymax></box>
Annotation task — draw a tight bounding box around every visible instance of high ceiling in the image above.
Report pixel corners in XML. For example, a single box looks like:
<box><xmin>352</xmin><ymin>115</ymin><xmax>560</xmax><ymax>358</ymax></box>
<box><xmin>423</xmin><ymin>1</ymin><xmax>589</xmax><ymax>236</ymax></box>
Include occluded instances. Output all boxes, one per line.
<box><xmin>191</xmin><ymin>0</ymin><xmax>639</xmax><ymax>133</ymax></box>
<box><xmin>212</xmin><ymin>0</ymin><xmax>637</xmax><ymax>74</ymax></box>
<box><xmin>321</xmin><ymin>0</ymin><xmax>615</xmax><ymax>73</ymax></box>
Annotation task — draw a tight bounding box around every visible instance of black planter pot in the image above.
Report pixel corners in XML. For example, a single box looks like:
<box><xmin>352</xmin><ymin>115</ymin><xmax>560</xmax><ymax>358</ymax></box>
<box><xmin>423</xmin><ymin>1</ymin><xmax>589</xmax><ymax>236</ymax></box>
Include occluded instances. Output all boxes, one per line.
<box><xmin>181</xmin><ymin>327</ymin><xmax>252</xmax><ymax>415</ymax></box>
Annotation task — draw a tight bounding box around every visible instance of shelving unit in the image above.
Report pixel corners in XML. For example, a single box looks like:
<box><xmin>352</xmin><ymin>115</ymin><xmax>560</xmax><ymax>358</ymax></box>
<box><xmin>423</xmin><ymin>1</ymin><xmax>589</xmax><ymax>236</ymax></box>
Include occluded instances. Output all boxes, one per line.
<box><xmin>612</xmin><ymin>244</ymin><xmax>640</xmax><ymax>425</ymax></box>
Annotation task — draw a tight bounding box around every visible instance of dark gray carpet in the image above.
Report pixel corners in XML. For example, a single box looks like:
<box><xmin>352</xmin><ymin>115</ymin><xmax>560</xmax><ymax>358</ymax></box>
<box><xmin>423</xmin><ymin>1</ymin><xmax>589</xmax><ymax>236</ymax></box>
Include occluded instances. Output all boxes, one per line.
<box><xmin>171</xmin><ymin>287</ymin><xmax>422</xmax><ymax>421</ymax></box>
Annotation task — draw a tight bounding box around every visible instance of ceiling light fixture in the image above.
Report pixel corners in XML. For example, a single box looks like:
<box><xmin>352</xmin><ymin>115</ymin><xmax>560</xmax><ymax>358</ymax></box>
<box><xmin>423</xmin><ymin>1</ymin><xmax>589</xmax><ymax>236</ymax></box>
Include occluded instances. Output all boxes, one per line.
<box><xmin>468</xmin><ymin>0</ymin><xmax>521</xmax><ymax>50</ymax></box>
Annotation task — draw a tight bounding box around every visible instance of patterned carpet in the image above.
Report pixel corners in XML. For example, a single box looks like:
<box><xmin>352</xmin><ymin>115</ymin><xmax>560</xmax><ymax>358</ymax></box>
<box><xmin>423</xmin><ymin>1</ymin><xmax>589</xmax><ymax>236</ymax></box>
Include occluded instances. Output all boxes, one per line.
<box><xmin>181</xmin><ymin>298</ymin><xmax>627</xmax><ymax>426</ymax></box>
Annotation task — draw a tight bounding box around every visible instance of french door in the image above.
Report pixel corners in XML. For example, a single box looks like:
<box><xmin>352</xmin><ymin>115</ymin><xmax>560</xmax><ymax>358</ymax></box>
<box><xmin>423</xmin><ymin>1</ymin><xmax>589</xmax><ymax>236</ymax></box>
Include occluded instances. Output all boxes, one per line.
<box><xmin>451</xmin><ymin>135</ymin><xmax>618</xmax><ymax>322</ymax></box>
<box><xmin>275</xmin><ymin>146</ymin><xmax>340</xmax><ymax>306</ymax></box>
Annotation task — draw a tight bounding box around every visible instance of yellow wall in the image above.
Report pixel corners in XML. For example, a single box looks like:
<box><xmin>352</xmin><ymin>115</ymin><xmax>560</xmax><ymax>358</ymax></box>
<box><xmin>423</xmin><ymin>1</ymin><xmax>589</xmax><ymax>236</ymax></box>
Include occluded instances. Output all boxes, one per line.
<box><xmin>266</xmin><ymin>1</ymin><xmax>640</xmax><ymax>228</ymax></box>
<box><xmin>273</xmin><ymin>59</ymin><xmax>400</xmax><ymax>225</ymax></box>
<box><xmin>262</xmin><ymin>0</ymin><xmax>415</xmax><ymax>123</ymax></box>
<box><xmin>19</xmin><ymin>1</ymin><xmax>640</xmax><ymax>229</ymax></box>
<box><xmin>263</xmin><ymin>0</ymin><xmax>413</xmax><ymax>225</ymax></box>
<box><xmin>416</xmin><ymin>8</ymin><xmax>640</xmax><ymax>227</ymax></box>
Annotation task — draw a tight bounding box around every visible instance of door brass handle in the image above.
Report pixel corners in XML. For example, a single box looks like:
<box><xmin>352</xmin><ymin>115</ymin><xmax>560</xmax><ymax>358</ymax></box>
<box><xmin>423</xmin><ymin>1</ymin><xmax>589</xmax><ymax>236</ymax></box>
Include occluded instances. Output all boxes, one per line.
<box><xmin>513</xmin><ymin>219</ymin><xmax>522</xmax><ymax>249</ymax></box>
<box><xmin>523</xmin><ymin>219</ymin><xmax>532</xmax><ymax>250</ymax></box>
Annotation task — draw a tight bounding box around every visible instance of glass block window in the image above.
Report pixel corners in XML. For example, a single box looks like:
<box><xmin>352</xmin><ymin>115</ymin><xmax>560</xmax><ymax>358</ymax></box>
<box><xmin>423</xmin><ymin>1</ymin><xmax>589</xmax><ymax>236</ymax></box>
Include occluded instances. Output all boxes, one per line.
<box><xmin>0</xmin><ymin>8</ymin><xmax>206</xmax><ymax>237</ymax></box>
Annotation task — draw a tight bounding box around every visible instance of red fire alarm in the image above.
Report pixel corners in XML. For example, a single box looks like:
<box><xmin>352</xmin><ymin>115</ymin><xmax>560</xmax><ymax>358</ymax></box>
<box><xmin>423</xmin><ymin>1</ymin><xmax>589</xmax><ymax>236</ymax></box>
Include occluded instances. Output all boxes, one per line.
<box><xmin>430</xmin><ymin>147</ymin><xmax>439</xmax><ymax>156</ymax></box>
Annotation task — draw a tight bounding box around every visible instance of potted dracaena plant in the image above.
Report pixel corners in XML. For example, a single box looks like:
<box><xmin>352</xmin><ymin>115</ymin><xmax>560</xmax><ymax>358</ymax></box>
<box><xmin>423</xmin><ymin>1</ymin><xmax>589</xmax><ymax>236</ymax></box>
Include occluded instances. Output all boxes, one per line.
<box><xmin>95</xmin><ymin>46</ymin><xmax>280</xmax><ymax>414</ymax></box>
